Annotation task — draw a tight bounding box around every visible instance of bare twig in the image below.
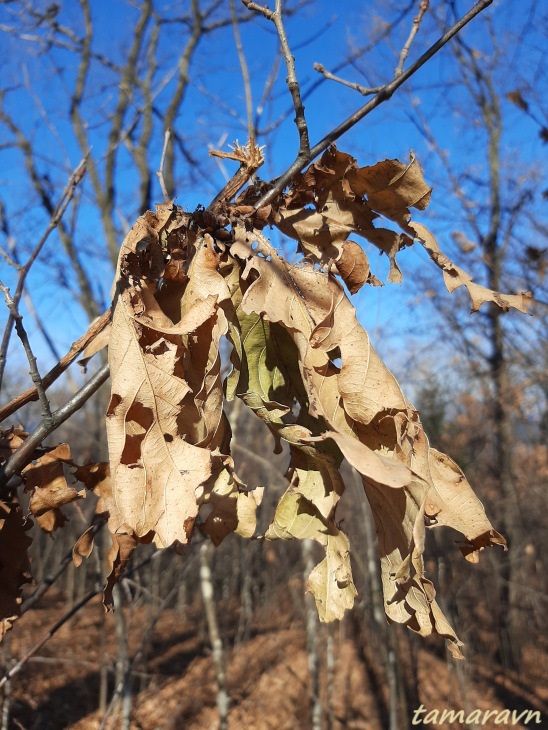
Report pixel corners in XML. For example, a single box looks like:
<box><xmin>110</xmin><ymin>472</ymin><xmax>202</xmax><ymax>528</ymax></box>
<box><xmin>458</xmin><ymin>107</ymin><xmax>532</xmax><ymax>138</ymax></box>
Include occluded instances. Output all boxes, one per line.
<box><xmin>207</xmin><ymin>141</ymin><xmax>265</xmax><ymax>212</ymax></box>
<box><xmin>0</xmin><ymin>158</ymin><xmax>87</xmax><ymax>391</ymax></box>
<box><xmin>313</xmin><ymin>64</ymin><xmax>383</xmax><ymax>97</ymax></box>
<box><xmin>0</xmin><ymin>546</ymin><xmax>166</xmax><ymax>691</ymax></box>
<box><xmin>0</xmin><ymin>308</ymin><xmax>111</xmax><ymax>424</ymax></box>
<box><xmin>243</xmin><ymin>0</ymin><xmax>310</xmax><ymax>158</ymax></box>
<box><xmin>0</xmin><ymin>362</ymin><xmax>110</xmax><ymax>489</ymax></box>
<box><xmin>21</xmin><ymin>520</ymin><xmax>106</xmax><ymax>615</ymax></box>
<box><xmin>253</xmin><ymin>0</ymin><xmax>493</xmax><ymax>210</ymax></box>
<box><xmin>0</xmin><ymin>589</ymin><xmax>99</xmax><ymax>692</ymax></box>
<box><xmin>100</xmin><ymin>550</ymin><xmax>198</xmax><ymax>730</ymax></box>
<box><xmin>395</xmin><ymin>0</ymin><xmax>430</xmax><ymax>78</ymax></box>
<box><xmin>0</xmin><ymin>282</ymin><xmax>52</xmax><ymax>426</ymax></box>
<box><xmin>156</xmin><ymin>128</ymin><xmax>172</xmax><ymax>203</ymax></box>
<box><xmin>231</xmin><ymin>0</ymin><xmax>255</xmax><ymax>145</ymax></box>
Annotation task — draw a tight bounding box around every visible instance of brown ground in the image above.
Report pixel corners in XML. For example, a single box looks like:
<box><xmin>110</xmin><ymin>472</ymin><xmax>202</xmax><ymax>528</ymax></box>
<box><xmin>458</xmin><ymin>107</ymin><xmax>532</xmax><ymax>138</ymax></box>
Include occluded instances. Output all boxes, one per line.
<box><xmin>3</xmin><ymin>593</ymin><xmax>547</xmax><ymax>730</ymax></box>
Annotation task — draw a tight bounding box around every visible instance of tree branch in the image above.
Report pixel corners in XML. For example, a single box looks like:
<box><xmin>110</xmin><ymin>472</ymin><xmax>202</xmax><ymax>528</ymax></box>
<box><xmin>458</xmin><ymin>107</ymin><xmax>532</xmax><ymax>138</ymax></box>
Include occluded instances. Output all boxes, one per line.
<box><xmin>0</xmin><ymin>308</ymin><xmax>111</xmax><ymax>424</ymax></box>
<box><xmin>243</xmin><ymin>0</ymin><xmax>310</xmax><ymax>158</ymax></box>
<box><xmin>253</xmin><ymin>0</ymin><xmax>493</xmax><ymax>210</ymax></box>
<box><xmin>394</xmin><ymin>0</ymin><xmax>430</xmax><ymax>78</ymax></box>
<box><xmin>0</xmin><ymin>158</ymin><xmax>87</xmax><ymax>390</ymax></box>
<box><xmin>0</xmin><ymin>281</ymin><xmax>52</xmax><ymax>427</ymax></box>
<box><xmin>0</xmin><ymin>363</ymin><xmax>110</xmax><ymax>489</ymax></box>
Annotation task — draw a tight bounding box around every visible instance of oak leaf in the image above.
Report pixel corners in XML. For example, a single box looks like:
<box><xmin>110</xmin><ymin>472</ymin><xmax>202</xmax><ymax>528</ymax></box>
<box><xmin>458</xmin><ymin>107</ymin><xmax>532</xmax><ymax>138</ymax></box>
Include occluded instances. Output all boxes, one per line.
<box><xmin>410</xmin><ymin>222</ymin><xmax>532</xmax><ymax>313</ymax></box>
<box><xmin>22</xmin><ymin>443</ymin><xmax>83</xmax><ymax>533</ymax></box>
<box><xmin>0</xmin><ymin>497</ymin><xmax>32</xmax><ymax>640</ymax></box>
<box><xmin>108</xmin><ymin>213</ymin><xmax>216</xmax><ymax>549</ymax></box>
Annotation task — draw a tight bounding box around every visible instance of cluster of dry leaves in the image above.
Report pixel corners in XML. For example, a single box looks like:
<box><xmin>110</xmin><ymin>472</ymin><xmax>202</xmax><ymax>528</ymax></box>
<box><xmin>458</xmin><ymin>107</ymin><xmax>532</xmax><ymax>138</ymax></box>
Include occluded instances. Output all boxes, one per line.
<box><xmin>1</xmin><ymin>145</ymin><xmax>531</xmax><ymax>657</ymax></box>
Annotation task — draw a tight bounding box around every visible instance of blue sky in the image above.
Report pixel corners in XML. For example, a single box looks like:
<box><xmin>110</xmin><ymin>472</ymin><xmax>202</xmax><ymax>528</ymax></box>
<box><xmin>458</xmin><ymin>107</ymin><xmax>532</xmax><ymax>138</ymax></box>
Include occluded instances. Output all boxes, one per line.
<box><xmin>0</xmin><ymin>0</ymin><xmax>545</xmax><ymax>401</ymax></box>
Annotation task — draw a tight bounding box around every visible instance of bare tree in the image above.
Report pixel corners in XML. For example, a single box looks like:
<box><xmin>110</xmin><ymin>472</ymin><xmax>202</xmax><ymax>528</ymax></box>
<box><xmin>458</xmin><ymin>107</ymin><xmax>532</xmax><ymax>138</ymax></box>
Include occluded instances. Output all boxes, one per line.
<box><xmin>3</xmin><ymin>1</ymin><xmax>542</xmax><ymax>728</ymax></box>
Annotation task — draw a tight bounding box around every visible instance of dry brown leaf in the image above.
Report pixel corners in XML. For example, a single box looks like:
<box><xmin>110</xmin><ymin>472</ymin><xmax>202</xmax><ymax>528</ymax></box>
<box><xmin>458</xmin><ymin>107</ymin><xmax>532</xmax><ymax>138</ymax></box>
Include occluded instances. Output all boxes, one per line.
<box><xmin>22</xmin><ymin>443</ymin><xmax>84</xmax><ymax>533</ymax></box>
<box><xmin>270</xmin><ymin>148</ymin><xmax>428</xmax><ymax>290</ymax></box>
<box><xmin>108</xmin><ymin>213</ymin><xmax>217</xmax><ymax>549</ymax></box>
<box><xmin>334</xmin><ymin>240</ymin><xmax>371</xmax><ymax>294</ymax></box>
<box><xmin>200</xmin><ymin>456</ymin><xmax>263</xmax><ymax>546</ymax></box>
<box><xmin>103</xmin><ymin>527</ymin><xmax>138</xmax><ymax>610</ymax></box>
<box><xmin>347</xmin><ymin>152</ymin><xmax>432</xmax><ymax>226</ymax></box>
<box><xmin>410</xmin><ymin>222</ymin><xmax>532</xmax><ymax>313</ymax></box>
<box><xmin>271</xmin><ymin>146</ymin><xmax>375</xmax><ymax>274</ymax></box>
<box><xmin>232</xmin><ymin>227</ymin><xmax>505</xmax><ymax>652</ymax></box>
<box><xmin>71</xmin><ymin>462</ymin><xmax>111</xmax><ymax>567</ymax></box>
<box><xmin>306</xmin><ymin>532</ymin><xmax>357</xmax><ymax>622</ymax></box>
<box><xmin>78</xmin><ymin>322</ymin><xmax>111</xmax><ymax>369</ymax></box>
<box><xmin>0</xmin><ymin>497</ymin><xmax>32</xmax><ymax>640</ymax></box>
<box><xmin>303</xmin><ymin>431</ymin><xmax>411</xmax><ymax>489</ymax></box>
<box><xmin>72</xmin><ymin>461</ymin><xmax>111</xmax><ymax>492</ymax></box>
<box><xmin>265</xmin><ymin>444</ymin><xmax>357</xmax><ymax>620</ymax></box>
<box><xmin>177</xmin><ymin>234</ymin><xmax>235</xmax><ymax>450</ymax></box>
<box><xmin>73</xmin><ymin>524</ymin><xmax>98</xmax><ymax>568</ymax></box>
<box><xmin>0</xmin><ymin>428</ymin><xmax>28</xmax><ymax>462</ymax></box>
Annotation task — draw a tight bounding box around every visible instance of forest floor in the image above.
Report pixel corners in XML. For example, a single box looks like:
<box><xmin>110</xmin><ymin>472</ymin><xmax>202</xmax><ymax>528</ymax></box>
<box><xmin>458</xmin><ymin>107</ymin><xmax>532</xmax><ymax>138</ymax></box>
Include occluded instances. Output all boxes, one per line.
<box><xmin>3</xmin><ymin>591</ymin><xmax>547</xmax><ymax>730</ymax></box>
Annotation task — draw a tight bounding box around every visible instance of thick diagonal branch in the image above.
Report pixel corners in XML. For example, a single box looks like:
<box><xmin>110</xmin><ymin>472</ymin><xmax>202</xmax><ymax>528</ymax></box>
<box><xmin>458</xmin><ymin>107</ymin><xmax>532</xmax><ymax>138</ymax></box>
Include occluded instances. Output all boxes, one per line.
<box><xmin>253</xmin><ymin>0</ymin><xmax>493</xmax><ymax>210</ymax></box>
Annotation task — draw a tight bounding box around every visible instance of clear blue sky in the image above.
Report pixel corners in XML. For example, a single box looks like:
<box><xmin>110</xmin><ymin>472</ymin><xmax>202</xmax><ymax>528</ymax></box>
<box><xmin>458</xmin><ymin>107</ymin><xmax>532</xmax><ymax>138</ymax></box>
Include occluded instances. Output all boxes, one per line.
<box><xmin>0</xmin><ymin>0</ymin><xmax>545</xmax><ymax>401</ymax></box>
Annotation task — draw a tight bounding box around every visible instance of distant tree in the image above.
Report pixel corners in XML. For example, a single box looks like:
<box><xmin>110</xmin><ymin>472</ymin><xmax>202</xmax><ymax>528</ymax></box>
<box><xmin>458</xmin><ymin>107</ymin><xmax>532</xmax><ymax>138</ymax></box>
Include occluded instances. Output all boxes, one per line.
<box><xmin>1</xmin><ymin>1</ymin><xmax>541</xmax><ymax>728</ymax></box>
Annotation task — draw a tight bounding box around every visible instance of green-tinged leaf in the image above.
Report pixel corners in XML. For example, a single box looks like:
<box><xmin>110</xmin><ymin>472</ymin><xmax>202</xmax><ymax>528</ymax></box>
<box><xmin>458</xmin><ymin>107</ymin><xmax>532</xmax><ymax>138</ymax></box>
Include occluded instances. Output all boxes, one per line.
<box><xmin>200</xmin><ymin>457</ymin><xmax>263</xmax><ymax>546</ymax></box>
<box><xmin>265</xmin><ymin>492</ymin><xmax>328</xmax><ymax>541</ymax></box>
<box><xmin>307</xmin><ymin>532</ymin><xmax>358</xmax><ymax>622</ymax></box>
<box><xmin>228</xmin><ymin>292</ymin><xmax>307</xmax><ymax>408</ymax></box>
<box><xmin>265</xmin><ymin>443</ymin><xmax>356</xmax><ymax>620</ymax></box>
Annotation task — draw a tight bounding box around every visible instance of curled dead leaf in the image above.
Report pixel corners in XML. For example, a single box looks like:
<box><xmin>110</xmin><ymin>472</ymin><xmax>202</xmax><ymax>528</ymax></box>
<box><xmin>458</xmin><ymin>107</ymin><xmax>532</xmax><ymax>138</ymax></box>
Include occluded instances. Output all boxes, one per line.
<box><xmin>0</xmin><ymin>497</ymin><xmax>32</xmax><ymax>640</ymax></box>
<box><xmin>22</xmin><ymin>443</ymin><xmax>84</xmax><ymax>533</ymax></box>
<box><xmin>410</xmin><ymin>222</ymin><xmax>532</xmax><ymax>313</ymax></box>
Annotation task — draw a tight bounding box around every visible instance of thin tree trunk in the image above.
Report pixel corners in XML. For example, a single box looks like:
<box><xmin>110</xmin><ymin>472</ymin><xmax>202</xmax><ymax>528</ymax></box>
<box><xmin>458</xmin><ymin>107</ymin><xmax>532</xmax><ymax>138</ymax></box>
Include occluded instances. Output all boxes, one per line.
<box><xmin>0</xmin><ymin>635</ymin><xmax>11</xmax><ymax>730</ymax></box>
<box><xmin>482</xmin><ymin>82</ymin><xmax>525</xmax><ymax>668</ymax></box>
<box><xmin>353</xmin><ymin>472</ymin><xmax>405</xmax><ymax>730</ymax></box>
<box><xmin>199</xmin><ymin>543</ymin><xmax>229</xmax><ymax>730</ymax></box>
<box><xmin>326</xmin><ymin>622</ymin><xmax>335</xmax><ymax>730</ymax></box>
<box><xmin>113</xmin><ymin>586</ymin><xmax>131</xmax><ymax>730</ymax></box>
<box><xmin>302</xmin><ymin>539</ymin><xmax>322</xmax><ymax>730</ymax></box>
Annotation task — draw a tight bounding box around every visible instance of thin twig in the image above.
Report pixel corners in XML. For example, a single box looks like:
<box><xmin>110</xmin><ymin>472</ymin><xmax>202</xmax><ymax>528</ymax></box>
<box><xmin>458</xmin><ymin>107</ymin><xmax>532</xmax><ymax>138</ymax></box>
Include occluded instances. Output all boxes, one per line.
<box><xmin>20</xmin><ymin>520</ymin><xmax>106</xmax><ymax>615</ymax></box>
<box><xmin>99</xmin><ymin>550</ymin><xmax>198</xmax><ymax>730</ymax></box>
<box><xmin>0</xmin><ymin>158</ymin><xmax>87</xmax><ymax>390</ymax></box>
<box><xmin>0</xmin><ymin>363</ymin><xmax>110</xmax><ymax>489</ymax></box>
<box><xmin>0</xmin><ymin>589</ymin><xmax>98</xmax><ymax>692</ymax></box>
<box><xmin>395</xmin><ymin>0</ymin><xmax>430</xmax><ymax>78</ymax></box>
<box><xmin>243</xmin><ymin>0</ymin><xmax>310</xmax><ymax>158</ymax></box>
<box><xmin>0</xmin><ymin>547</ymin><xmax>166</xmax><ymax>691</ymax></box>
<box><xmin>0</xmin><ymin>308</ymin><xmax>111</xmax><ymax>424</ymax></box>
<box><xmin>253</xmin><ymin>0</ymin><xmax>493</xmax><ymax>210</ymax></box>
<box><xmin>0</xmin><ymin>282</ymin><xmax>52</xmax><ymax>426</ymax></box>
<box><xmin>313</xmin><ymin>64</ymin><xmax>384</xmax><ymax>97</ymax></box>
<box><xmin>231</xmin><ymin>0</ymin><xmax>255</xmax><ymax>145</ymax></box>
<box><xmin>156</xmin><ymin>128</ymin><xmax>172</xmax><ymax>203</ymax></box>
<box><xmin>207</xmin><ymin>141</ymin><xmax>265</xmax><ymax>212</ymax></box>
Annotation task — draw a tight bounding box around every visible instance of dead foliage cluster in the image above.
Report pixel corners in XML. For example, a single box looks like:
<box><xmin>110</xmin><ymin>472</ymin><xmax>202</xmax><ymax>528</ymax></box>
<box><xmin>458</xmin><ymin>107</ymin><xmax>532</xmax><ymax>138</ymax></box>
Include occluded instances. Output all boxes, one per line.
<box><xmin>1</xmin><ymin>144</ymin><xmax>531</xmax><ymax>657</ymax></box>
